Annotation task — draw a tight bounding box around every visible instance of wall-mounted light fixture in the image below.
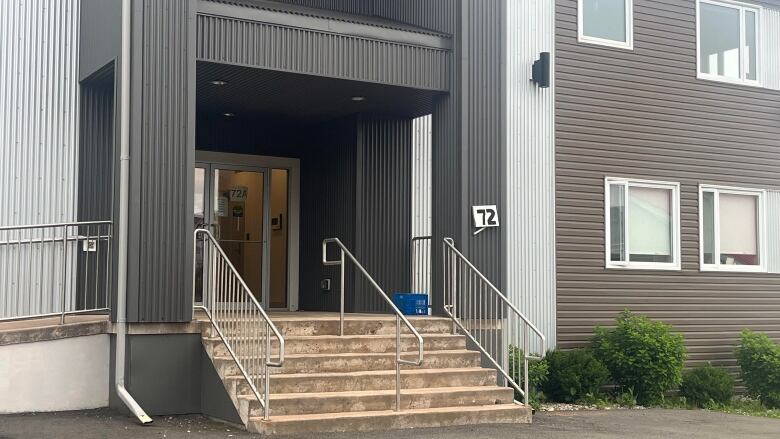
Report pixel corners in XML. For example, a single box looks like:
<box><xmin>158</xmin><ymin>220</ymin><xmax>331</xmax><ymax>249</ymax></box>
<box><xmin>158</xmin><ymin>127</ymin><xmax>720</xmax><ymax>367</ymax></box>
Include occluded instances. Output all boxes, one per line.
<box><xmin>531</xmin><ymin>52</ymin><xmax>551</xmax><ymax>88</ymax></box>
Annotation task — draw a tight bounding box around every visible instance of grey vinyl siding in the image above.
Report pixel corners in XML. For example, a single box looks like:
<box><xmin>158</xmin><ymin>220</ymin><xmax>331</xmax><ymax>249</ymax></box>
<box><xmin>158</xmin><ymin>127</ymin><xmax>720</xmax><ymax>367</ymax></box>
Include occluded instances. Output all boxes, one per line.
<box><xmin>195</xmin><ymin>11</ymin><xmax>450</xmax><ymax>91</ymax></box>
<box><xmin>126</xmin><ymin>0</ymin><xmax>196</xmax><ymax>323</ymax></box>
<box><xmin>555</xmin><ymin>0</ymin><xmax>780</xmax><ymax>372</ymax></box>
<box><xmin>354</xmin><ymin>117</ymin><xmax>413</xmax><ymax>312</ymax></box>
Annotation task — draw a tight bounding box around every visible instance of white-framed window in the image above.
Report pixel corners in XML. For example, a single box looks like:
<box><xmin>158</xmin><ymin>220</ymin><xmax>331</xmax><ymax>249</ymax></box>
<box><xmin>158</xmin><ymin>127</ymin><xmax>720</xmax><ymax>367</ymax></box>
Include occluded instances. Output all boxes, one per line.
<box><xmin>697</xmin><ymin>0</ymin><xmax>761</xmax><ymax>86</ymax></box>
<box><xmin>699</xmin><ymin>185</ymin><xmax>766</xmax><ymax>272</ymax></box>
<box><xmin>578</xmin><ymin>0</ymin><xmax>634</xmax><ymax>50</ymax></box>
<box><xmin>605</xmin><ymin>178</ymin><xmax>681</xmax><ymax>270</ymax></box>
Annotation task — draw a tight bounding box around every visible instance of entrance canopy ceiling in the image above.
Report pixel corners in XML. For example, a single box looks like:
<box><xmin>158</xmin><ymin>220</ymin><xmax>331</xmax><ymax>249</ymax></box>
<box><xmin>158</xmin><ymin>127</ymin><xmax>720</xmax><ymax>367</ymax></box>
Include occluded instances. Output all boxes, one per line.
<box><xmin>197</xmin><ymin>61</ymin><xmax>440</xmax><ymax>122</ymax></box>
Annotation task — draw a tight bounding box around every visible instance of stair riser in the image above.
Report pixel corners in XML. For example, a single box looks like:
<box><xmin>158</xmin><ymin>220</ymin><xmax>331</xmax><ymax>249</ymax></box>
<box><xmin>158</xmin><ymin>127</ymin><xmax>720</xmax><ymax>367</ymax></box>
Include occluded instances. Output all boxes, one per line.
<box><xmin>208</xmin><ymin>336</ymin><xmax>466</xmax><ymax>357</ymax></box>
<box><xmin>250</xmin><ymin>405</ymin><xmax>532</xmax><ymax>435</ymax></box>
<box><xmin>215</xmin><ymin>351</ymin><xmax>480</xmax><ymax>376</ymax></box>
<box><xmin>229</xmin><ymin>369</ymin><xmax>499</xmax><ymax>394</ymax></box>
<box><xmin>247</xmin><ymin>388</ymin><xmax>514</xmax><ymax>417</ymax></box>
<box><xmin>204</xmin><ymin>319</ymin><xmax>452</xmax><ymax>337</ymax></box>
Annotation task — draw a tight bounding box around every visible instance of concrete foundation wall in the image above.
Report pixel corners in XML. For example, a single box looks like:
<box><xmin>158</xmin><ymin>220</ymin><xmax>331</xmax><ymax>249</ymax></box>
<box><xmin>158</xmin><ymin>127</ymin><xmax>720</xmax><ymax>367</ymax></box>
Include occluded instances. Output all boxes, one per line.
<box><xmin>0</xmin><ymin>335</ymin><xmax>109</xmax><ymax>414</ymax></box>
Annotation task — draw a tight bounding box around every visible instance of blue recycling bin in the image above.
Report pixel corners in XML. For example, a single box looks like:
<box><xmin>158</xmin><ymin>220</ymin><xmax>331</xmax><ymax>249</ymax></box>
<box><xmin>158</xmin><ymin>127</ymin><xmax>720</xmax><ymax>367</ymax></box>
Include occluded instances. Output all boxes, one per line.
<box><xmin>392</xmin><ymin>293</ymin><xmax>429</xmax><ymax>315</ymax></box>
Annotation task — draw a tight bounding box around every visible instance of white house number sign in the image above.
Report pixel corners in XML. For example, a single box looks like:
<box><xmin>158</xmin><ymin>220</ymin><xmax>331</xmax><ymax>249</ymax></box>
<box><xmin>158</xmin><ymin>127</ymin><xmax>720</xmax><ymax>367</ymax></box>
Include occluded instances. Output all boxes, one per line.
<box><xmin>472</xmin><ymin>205</ymin><xmax>499</xmax><ymax>235</ymax></box>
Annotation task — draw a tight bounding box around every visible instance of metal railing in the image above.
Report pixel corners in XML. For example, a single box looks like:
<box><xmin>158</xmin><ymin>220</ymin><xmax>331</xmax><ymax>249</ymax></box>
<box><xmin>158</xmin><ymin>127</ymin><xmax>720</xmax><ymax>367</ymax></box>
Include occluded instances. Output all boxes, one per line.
<box><xmin>193</xmin><ymin>229</ymin><xmax>285</xmax><ymax>421</ymax></box>
<box><xmin>0</xmin><ymin>221</ymin><xmax>113</xmax><ymax>323</ymax></box>
<box><xmin>442</xmin><ymin>237</ymin><xmax>546</xmax><ymax>405</ymax></box>
<box><xmin>322</xmin><ymin>237</ymin><xmax>424</xmax><ymax>411</ymax></box>
<box><xmin>411</xmin><ymin>236</ymin><xmax>432</xmax><ymax>311</ymax></box>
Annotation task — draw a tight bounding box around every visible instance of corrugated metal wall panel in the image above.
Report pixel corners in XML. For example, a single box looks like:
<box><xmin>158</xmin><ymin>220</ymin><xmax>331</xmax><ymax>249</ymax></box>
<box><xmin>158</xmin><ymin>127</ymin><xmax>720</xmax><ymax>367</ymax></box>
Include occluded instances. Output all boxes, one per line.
<box><xmin>299</xmin><ymin>119</ymin><xmax>357</xmax><ymax>312</ymax></box>
<box><xmin>127</xmin><ymin>0</ymin><xmax>195</xmax><ymax>322</ymax></box>
<box><xmin>196</xmin><ymin>14</ymin><xmax>450</xmax><ymax>91</ymax></box>
<box><xmin>768</xmin><ymin>191</ymin><xmax>780</xmax><ymax>274</ymax></box>
<box><xmin>0</xmin><ymin>0</ymin><xmax>80</xmax><ymax>226</ymax></box>
<box><xmin>555</xmin><ymin>0</ymin><xmax>780</xmax><ymax>372</ymax></box>
<box><xmin>411</xmin><ymin>115</ymin><xmax>432</xmax><ymax>237</ymax></box>
<box><xmin>252</xmin><ymin>0</ymin><xmax>457</xmax><ymax>34</ymax></box>
<box><xmin>0</xmin><ymin>0</ymin><xmax>81</xmax><ymax>318</ymax></box>
<box><xmin>506</xmin><ymin>0</ymin><xmax>557</xmax><ymax>349</ymax></box>
<box><xmin>430</xmin><ymin>0</ymin><xmax>508</xmax><ymax>315</ymax></box>
<box><xmin>764</xmin><ymin>8</ymin><xmax>780</xmax><ymax>91</ymax></box>
<box><xmin>355</xmin><ymin>117</ymin><xmax>412</xmax><ymax>312</ymax></box>
<box><xmin>463</xmin><ymin>0</ymin><xmax>506</xmax><ymax>290</ymax></box>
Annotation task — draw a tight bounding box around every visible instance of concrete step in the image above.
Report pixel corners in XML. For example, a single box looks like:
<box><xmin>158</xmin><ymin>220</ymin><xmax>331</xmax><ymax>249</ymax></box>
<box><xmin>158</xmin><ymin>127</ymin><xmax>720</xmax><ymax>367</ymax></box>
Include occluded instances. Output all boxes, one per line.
<box><xmin>277</xmin><ymin>317</ymin><xmax>452</xmax><ymax>336</ymax></box>
<box><xmin>213</xmin><ymin>350</ymin><xmax>481</xmax><ymax>375</ymax></box>
<box><xmin>225</xmin><ymin>367</ymin><xmax>499</xmax><ymax>394</ymax></box>
<box><xmin>202</xmin><ymin>333</ymin><xmax>466</xmax><ymax>356</ymax></box>
<box><xmin>249</xmin><ymin>403</ymin><xmax>532</xmax><ymax>435</ymax></box>
<box><xmin>240</xmin><ymin>386</ymin><xmax>515</xmax><ymax>417</ymax></box>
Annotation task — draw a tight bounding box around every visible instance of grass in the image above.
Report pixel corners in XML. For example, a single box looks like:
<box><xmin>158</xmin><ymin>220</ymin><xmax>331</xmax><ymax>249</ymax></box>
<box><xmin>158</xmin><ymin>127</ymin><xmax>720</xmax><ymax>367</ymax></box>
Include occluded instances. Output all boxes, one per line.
<box><xmin>658</xmin><ymin>396</ymin><xmax>780</xmax><ymax>420</ymax></box>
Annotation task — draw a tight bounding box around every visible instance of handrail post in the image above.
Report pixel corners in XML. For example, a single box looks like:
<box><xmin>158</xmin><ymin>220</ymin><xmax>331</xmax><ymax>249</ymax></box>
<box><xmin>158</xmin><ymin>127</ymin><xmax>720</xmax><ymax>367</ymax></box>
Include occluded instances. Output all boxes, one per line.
<box><xmin>339</xmin><ymin>249</ymin><xmax>345</xmax><ymax>337</ymax></box>
<box><xmin>264</xmin><ymin>330</ymin><xmax>271</xmax><ymax>421</ymax></box>
<box><xmin>395</xmin><ymin>313</ymin><xmax>401</xmax><ymax>412</ymax></box>
<box><xmin>60</xmin><ymin>225</ymin><xmax>67</xmax><ymax>325</ymax></box>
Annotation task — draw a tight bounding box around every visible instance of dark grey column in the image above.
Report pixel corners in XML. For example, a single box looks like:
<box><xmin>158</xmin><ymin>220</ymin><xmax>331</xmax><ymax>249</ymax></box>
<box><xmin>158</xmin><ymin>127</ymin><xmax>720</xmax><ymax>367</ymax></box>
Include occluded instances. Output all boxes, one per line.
<box><xmin>431</xmin><ymin>0</ymin><xmax>507</xmax><ymax>315</ymax></box>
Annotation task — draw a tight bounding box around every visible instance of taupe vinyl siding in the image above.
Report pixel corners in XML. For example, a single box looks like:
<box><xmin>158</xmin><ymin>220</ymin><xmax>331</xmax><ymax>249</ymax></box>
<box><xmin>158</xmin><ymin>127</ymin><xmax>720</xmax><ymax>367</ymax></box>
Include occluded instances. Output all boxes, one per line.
<box><xmin>555</xmin><ymin>0</ymin><xmax>780</xmax><ymax>373</ymax></box>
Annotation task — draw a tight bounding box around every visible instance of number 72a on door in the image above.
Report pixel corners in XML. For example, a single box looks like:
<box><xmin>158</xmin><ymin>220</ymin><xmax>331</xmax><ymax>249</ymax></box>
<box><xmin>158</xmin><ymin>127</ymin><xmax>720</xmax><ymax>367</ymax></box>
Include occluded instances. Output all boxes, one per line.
<box><xmin>472</xmin><ymin>205</ymin><xmax>499</xmax><ymax>235</ymax></box>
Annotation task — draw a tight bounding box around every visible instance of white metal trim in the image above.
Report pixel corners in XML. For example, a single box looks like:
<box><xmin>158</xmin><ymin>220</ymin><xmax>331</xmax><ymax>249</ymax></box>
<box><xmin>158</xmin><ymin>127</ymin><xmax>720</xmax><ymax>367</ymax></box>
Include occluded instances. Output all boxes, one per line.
<box><xmin>604</xmin><ymin>177</ymin><xmax>682</xmax><ymax>271</ymax></box>
<box><xmin>698</xmin><ymin>184</ymin><xmax>767</xmax><ymax>273</ymax></box>
<box><xmin>577</xmin><ymin>0</ymin><xmax>634</xmax><ymax>50</ymax></box>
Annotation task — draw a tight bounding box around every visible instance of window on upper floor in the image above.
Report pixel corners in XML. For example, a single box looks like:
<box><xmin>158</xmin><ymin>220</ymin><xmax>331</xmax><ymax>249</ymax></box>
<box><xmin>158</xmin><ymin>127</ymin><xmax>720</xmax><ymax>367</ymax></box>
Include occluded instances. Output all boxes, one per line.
<box><xmin>605</xmin><ymin>178</ymin><xmax>680</xmax><ymax>270</ymax></box>
<box><xmin>700</xmin><ymin>185</ymin><xmax>766</xmax><ymax>272</ymax></box>
<box><xmin>579</xmin><ymin>0</ymin><xmax>634</xmax><ymax>49</ymax></box>
<box><xmin>698</xmin><ymin>0</ymin><xmax>761</xmax><ymax>85</ymax></box>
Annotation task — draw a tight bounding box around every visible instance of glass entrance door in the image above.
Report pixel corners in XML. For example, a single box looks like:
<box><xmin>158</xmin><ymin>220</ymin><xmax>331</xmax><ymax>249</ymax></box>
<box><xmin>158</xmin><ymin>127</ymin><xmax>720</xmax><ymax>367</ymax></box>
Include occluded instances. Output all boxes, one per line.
<box><xmin>194</xmin><ymin>163</ymin><xmax>290</xmax><ymax>309</ymax></box>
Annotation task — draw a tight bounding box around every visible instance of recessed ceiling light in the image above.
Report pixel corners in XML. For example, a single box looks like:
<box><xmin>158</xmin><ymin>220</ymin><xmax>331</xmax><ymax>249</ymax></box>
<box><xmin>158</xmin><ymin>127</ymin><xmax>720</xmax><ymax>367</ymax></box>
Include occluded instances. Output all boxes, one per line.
<box><xmin>223</xmin><ymin>112</ymin><xmax>235</xmax><ymax>117</ymax></box>
<box><xmin>351</xmin><ymin>96</ymin><xmax>366</xmax><ymax>102</ymax></box>
<box><xmin>210</xmin><ymin>80</ymin><xmax>228</xmax><ymax>86</ymax></box>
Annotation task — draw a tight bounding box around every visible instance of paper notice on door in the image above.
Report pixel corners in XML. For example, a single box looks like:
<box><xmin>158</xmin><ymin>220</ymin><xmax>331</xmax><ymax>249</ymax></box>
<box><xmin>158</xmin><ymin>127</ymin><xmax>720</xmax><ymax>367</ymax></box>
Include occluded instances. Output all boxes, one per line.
<box><xmin>217</xmin><ymin>196</ymin><xmax>228</xmax><ymax>217</ymax></box>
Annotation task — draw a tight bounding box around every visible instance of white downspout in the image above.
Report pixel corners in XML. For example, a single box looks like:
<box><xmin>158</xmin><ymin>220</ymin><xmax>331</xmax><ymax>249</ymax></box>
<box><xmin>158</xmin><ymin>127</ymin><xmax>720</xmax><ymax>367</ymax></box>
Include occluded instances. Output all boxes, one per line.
<box><xmin>115</xmin><ymin>0</ymin><xmax>152</xmax><ymax>424</ymax></box>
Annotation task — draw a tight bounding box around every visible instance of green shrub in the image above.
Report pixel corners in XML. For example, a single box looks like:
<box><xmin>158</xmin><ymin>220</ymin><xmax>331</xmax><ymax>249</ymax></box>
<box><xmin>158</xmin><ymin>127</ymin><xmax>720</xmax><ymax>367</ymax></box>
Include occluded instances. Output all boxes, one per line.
<box><xmin>591</xmin><ymin>310</ymin><xmax>687</xmax><ymax>405</ymax></box>
<box><xmin>541</xmin><ymin>349</ymin><xmax>609</xmax><ymax>403</ymax></box>
<box><xmin>736</xmin><ymin>329</ymin><xmax>780</xmax><ymax>408</ymax></box>
<box><xmin>508</xmin><ymin>345</ymin><xmax>549</xmax><ymax>406</ymax></box>
<box><xmin>679</xmin><ymin>363</ymin><xmax>734</xmax><ymax>407</ymax></box>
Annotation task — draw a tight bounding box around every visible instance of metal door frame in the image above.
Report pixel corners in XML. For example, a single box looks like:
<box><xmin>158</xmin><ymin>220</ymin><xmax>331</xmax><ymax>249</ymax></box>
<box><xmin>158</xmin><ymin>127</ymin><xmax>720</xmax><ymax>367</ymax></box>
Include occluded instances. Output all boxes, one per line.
<box><xmin>194</xmin><ymin>151</ymin><xmax>300</xmax><ymax>311</ymax></box>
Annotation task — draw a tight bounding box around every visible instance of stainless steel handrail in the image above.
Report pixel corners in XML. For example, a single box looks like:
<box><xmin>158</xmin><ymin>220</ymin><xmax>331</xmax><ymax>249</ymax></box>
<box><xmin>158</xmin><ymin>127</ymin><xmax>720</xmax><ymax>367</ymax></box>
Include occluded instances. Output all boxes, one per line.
<box><xmin>193</xmin><ymin>229</ymin><xmax>285</xmax><ymax>421</ymax></box>
<box><xmin>0</xmin><ymin>220</ymin><xmax>113</xmax><ymax>324</ymax></box>
<box><xmin>322</xmin><ymin>237</ymin><xmax>424</xmax><ymax>411</ymax></box>
<box><xmin>442</xmin><ymin>237</ymin><xmax>546</xmax><ymax>405</ymax></box>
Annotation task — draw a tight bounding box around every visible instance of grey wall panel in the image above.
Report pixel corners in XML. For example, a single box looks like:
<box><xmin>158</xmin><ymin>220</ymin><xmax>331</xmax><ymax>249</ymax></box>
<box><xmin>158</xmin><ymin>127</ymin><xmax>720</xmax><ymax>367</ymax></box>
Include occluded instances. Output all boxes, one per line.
<box><xmin>430</xmin><ymin>0</ymin><xmax>507</xmax><ymax>315</ymax></box>
<box><xmin>462</xmin><ymin>0</ymin><xmax>507</xmax><ymax>292</ymax></box>
<box><xmin>0</xmin><ymin>0</ymin><xmax>81</xmax><ymax>318</ymax></box>
<box><xmin>506</xmin><ymin>0</ymin><xmax>557</xmax><ymax>349</ymax></box>
<box><xmin>196</xmin><ymin>14</ymin><xmax>450</xmax><ymax>91</ymax></box>
<box><xmin>354</xmin><ymin>117</ymin><xmax>412</xmax><ymax>312</ymax></box>
<box><xmin>79</xmin><ymin>0</ymin><xmax>121</xmax><ymax>81</ymax></box>
<box><xmin>555</xmin><ymin>0</ymin><xmax>780</xmax><ymax>372</ymax></box>
<box><xmin>412</xmin><ymin>115</ymin><xmax>432</xmax><ymax>237</ymax></box>
<box><xmin>253</xmin><ymin>0</ymin><xmax>457</xmax><ymax>34</ymax></box>
<box><xmin>200</xmin><ymin>347</ymin><xmax>242</xmax><ymax>424</ymax></box>
<box><xmin>764</xmin><ymin>8</ymin><xmax>780</xmax><ymax>91</ymax></box>
<box><xmin>127</xmin><ymin>0</ymin><xmax>196</xmax><ymax>323</ymax></box>
<box><xmin>125</xmin><ymin>334</ymin><xmax>202</xmax><ymax>415</ymax></box>
<box><xmin>0</xmin><ymin>0</ymin><xmax>80</xmax><ymax>227</ymax></box>
<box><xmin>299</xmin><ymin>119</ymin><xmax>357</xmax><ymax>312</ymax></box>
